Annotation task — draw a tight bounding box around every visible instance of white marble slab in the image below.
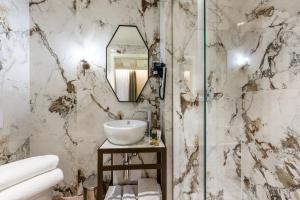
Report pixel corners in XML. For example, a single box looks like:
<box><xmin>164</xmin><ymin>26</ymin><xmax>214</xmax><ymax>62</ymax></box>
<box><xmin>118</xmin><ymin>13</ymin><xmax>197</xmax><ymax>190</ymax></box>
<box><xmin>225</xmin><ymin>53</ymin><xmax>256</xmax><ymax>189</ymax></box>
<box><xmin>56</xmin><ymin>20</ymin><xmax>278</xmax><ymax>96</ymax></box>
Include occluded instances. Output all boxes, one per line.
<box><xmin>28</xmin><ymin>0</ymin><xmax>162</xmax><ymax>197</ymax></box>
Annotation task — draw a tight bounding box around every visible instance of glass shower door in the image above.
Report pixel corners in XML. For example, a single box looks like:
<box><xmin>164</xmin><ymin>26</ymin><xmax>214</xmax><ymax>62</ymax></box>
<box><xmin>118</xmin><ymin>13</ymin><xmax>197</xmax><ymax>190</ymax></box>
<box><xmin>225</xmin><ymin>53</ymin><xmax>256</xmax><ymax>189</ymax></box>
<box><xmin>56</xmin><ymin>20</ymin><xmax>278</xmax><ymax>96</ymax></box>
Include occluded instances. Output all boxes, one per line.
<box><xmin>205</xmin><ymin>0</ymin><xmax>300</xmax><ymax>199</ymax></box>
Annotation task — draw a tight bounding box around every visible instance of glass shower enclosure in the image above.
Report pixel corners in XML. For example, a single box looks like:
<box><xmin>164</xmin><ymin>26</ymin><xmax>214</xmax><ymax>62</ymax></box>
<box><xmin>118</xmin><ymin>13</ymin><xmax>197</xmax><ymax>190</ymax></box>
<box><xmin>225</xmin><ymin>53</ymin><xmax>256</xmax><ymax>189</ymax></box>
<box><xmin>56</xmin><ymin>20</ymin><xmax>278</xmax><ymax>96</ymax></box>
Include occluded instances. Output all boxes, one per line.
<box><xmin>205</xmin><ymin>0</ymin><xmax>300</xmax><ymax>199</ymax></box>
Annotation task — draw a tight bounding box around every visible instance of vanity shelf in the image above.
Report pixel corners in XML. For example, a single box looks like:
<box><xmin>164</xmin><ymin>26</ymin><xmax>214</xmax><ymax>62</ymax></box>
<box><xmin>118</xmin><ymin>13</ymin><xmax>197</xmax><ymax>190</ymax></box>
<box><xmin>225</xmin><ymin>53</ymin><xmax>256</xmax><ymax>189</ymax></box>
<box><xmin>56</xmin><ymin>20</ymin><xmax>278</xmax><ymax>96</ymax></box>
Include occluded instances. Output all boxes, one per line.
<box><xmin>98</xmin><ymin>138</ymin><xmax>167</xmax><ymax>200</ymax></box>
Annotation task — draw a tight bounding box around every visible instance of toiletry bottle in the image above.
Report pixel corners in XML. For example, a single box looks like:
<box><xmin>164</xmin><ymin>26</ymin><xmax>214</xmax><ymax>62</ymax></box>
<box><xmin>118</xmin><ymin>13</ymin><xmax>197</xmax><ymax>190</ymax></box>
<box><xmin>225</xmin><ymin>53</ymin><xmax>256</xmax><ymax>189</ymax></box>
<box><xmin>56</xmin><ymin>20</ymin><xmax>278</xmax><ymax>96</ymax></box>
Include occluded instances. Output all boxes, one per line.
<box><xmin>150</xmin><ymin>128</ymin><xmax>159</xmax><ymax>146</ymax></box>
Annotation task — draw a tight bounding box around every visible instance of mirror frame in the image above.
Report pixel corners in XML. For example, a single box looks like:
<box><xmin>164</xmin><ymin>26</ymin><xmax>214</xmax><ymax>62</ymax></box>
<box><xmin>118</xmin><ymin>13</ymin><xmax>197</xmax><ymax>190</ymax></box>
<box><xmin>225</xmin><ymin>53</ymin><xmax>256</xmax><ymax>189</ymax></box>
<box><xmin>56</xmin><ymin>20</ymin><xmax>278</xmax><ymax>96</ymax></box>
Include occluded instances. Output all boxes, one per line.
<box><xmin>106</xmin><ymin>25</ymin><xmax>150</xmax><ymax>102</ymax></box>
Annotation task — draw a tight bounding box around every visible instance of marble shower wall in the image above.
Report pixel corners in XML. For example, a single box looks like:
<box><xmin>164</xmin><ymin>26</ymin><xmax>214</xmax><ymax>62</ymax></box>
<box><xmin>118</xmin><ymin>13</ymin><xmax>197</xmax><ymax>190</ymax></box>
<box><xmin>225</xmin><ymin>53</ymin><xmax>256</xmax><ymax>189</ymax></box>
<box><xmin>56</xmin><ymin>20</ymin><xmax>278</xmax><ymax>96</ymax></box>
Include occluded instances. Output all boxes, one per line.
<box><xmin>0</xmin><ymin>0</ymin><xmax>30</xmax><ymax>165</ymax></box>
<box><xmin>173</xmin><ymin>0</ymin><xmax>204</xmax><ymax>199</ymax></box>
<box><xmin>160</xmin><ymin>0</ymin><xmax>173</xmax><ymax>199</ymax></box>
<box><xmin>206</xmin><ymin>0</ymin><xmax>300</xmax><ymax>199</ymax></box>
<box><xmin>29</xmin><ymin>0</ymin><xmax>161</xmax><ymax>197</ymax></box>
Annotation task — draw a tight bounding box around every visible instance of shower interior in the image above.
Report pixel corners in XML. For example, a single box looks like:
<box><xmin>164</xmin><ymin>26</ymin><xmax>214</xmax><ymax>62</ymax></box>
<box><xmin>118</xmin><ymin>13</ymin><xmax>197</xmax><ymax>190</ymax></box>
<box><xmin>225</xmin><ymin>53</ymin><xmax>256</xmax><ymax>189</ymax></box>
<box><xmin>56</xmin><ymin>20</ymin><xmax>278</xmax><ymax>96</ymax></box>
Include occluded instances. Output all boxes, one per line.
<box><xmin>205</xmin><ymin>0</ymin><xmax>300</xmax><ymax>199</ymax></box>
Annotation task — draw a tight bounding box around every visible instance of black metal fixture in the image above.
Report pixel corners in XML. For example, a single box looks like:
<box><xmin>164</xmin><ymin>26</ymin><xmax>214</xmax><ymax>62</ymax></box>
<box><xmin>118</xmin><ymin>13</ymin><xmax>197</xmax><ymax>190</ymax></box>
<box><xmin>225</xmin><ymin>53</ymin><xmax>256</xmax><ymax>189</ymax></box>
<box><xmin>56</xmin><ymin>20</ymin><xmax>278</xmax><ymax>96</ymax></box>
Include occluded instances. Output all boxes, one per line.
<box><xmin>153</xmin><ymin>62</ymin><xmax>167</xmax><ymax>100</ymax></box>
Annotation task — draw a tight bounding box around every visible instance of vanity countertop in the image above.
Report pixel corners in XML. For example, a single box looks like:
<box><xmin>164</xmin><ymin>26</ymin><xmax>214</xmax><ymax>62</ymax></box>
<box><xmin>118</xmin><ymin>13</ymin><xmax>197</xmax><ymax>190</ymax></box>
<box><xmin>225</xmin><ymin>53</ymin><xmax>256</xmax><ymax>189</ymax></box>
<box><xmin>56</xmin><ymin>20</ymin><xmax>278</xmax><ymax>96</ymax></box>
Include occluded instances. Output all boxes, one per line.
<box><xmin>99</xmin><ymin>137</ymin><xmax>165</xmax><ymax>150</ymax></box>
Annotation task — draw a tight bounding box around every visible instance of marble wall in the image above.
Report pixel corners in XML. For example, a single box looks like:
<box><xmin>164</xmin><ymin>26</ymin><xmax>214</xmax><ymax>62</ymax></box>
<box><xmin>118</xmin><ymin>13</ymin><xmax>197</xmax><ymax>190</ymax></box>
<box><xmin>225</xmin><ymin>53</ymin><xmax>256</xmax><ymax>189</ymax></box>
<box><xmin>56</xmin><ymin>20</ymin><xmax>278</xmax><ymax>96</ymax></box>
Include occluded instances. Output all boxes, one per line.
<box><xmin>160</xmin><ymin>0</ymin><xmax>173</xmax><ymax>199</ymax></box>
<box><xmin>29</xmin><ymin>0</ymin><xmax>161</xmax><ymax>198</ymax></box>
<box><xmin>4</xmin><ymin>0</ymin><xmax>300</xmax><ymax>199</ymax></box>
<box><xmin>0</xmin><ymin>0</ymin><xmax>30</xmax><ymax>165</ymax></box>
<box><xmin>172</xmin><ymin>0</ymin><xmax>205</xmax><ymax>199</ymax></box>
<box><xmin>206</xmin><ymin>0</ymin><xmax>300</xmax><ymax>199</ymax></box>
<box><xmin>1</xmin><ymin>0</ymin><xmax>174</xmax><ymax>199</ymax></box>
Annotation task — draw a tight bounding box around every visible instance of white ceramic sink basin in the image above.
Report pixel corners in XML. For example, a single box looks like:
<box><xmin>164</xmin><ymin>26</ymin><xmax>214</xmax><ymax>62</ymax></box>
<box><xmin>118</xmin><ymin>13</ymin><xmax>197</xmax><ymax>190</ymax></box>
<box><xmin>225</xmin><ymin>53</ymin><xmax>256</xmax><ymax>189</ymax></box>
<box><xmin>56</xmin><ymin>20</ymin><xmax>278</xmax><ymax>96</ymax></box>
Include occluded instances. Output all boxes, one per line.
<box><xmin>104</xmin><ymin>120</ymin><xmax>147</xmax><ymax>145</ymax></box>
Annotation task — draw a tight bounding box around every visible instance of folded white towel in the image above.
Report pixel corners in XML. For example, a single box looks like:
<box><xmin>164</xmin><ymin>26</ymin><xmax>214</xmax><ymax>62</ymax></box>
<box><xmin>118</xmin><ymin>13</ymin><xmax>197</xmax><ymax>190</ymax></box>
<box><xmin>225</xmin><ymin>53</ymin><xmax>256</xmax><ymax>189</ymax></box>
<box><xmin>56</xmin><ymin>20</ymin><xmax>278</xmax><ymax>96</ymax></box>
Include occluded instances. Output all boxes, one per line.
<box><xmin>0</xmin><ymin>168</ymin><xmax>64</xmax><ymax>200</ymax></box>
<box><xmin>122</xmin><ymin>185</ymin><xmax>136</xmax><ymax>200</ymax></box>
<box><xmin>105</xmin><ymin>185</ymin><xmax>122</xmax><ymax>200</ymax></box>
<box><xmin>0</xmin><ymin>155</ymin><xmax>59</xmax><ymax>191</ymax></box>
<box><xmin>138</xmin><ymin>179</ymin><xmax>161</xmax><ymax>200</ymax></box>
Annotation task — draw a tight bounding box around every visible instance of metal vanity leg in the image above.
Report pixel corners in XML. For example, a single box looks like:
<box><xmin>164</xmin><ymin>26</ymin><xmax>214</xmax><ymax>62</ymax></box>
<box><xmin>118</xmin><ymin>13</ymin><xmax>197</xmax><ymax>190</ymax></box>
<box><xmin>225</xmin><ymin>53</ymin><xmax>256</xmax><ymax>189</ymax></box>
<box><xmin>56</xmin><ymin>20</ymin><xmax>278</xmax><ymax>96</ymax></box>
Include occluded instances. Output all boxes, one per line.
<box><xmin>111</xmin><ymin>153</ymin><xmax>113</xmax><ymax>185</ymax></box>
<box><xmin>98</xmin><ymin>152</ymin><xmax>103</xmax><ymax>200</ymax></box>
<box><xmin>162</xmin><ymin>149</ymin><xmax>167</xmax><ymax>200</ymax></box>
<box><xmin>157</xmin><ymin>151</ymin><xmax>161</xmax><ymax>185</ymax></box>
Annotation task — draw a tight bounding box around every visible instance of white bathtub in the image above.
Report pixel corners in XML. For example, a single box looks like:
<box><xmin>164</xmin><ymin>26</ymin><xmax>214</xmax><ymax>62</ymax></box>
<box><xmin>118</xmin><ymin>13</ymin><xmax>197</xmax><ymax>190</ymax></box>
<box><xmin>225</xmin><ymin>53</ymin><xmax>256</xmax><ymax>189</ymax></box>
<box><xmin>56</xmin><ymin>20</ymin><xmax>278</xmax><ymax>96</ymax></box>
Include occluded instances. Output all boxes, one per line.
<box><xmin>0</xmin><ymin>155</ymin><xmax>64</xmax><ymax>200</ymax></box>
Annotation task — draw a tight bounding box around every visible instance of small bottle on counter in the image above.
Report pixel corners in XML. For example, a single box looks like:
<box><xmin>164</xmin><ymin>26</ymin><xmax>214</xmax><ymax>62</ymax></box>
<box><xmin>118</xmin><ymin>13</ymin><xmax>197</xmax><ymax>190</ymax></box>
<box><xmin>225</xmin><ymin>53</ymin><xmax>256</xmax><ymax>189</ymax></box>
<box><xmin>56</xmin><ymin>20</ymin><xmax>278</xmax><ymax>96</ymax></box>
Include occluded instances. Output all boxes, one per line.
<box><xmin>150</xmin><ymin>128</ymin><xmax>161</xmax><ymax>146</ymax></box>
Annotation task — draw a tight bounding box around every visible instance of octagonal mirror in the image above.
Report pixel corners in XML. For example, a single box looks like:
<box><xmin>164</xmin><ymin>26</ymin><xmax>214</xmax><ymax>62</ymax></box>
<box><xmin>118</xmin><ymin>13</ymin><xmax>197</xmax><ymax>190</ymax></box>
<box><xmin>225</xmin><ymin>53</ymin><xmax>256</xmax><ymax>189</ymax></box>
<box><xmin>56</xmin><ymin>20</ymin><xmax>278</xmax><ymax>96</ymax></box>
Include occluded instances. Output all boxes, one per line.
<box><xmin>106</xmin><ymin>25</ymin><xmax>149</xmax><ymax>102</ymax></box>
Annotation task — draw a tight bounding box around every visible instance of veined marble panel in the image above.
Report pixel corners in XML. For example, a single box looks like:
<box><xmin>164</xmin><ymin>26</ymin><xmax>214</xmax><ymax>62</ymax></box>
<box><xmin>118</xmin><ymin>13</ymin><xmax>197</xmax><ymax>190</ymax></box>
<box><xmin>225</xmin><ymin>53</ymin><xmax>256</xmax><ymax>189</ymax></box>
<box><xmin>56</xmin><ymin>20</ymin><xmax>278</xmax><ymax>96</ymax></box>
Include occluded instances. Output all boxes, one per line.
<box><xmin>160</xmin><ymin>0</ymin><xmax>173</xmax><ymax>199</ymax></box>
<box><xmin>173</xmin><ymin>0</ymin><xmax>204</xmax><ymax>199</ymax></box>
<box><xmin>29</xmin><ymin>0</ymin><xmax>161</xmax><ymax>198</ymax></box>
<box><xmin>206</xmin><ymin>0</ymin><xmax>300</xmax><ymax>199</ymax></box>
<box><xmin>0</xmin><ymin>0</ymin><xmax>30</xmax><ymax>165</ymax></box>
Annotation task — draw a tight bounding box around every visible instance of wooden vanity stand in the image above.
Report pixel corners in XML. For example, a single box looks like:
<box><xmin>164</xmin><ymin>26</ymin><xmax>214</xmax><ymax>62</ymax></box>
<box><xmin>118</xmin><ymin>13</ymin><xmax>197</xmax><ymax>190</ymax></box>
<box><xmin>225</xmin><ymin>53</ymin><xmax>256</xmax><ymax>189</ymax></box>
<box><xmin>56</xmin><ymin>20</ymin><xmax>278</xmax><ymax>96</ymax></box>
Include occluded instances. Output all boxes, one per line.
<box><xmin>97</xmin><ymin>138</ymin><xmax>167</xmax><ymax>200</ymax></box>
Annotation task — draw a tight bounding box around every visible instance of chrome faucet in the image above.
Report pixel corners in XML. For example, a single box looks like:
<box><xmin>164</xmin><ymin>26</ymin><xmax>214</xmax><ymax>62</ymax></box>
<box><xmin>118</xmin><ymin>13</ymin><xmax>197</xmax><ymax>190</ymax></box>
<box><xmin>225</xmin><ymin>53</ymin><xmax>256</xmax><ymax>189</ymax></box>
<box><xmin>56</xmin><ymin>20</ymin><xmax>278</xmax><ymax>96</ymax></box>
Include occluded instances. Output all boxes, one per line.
<box><xmin>136</xmin><ymin>108</ymin><xmax>152</xmax><ymax>137</ymax></box>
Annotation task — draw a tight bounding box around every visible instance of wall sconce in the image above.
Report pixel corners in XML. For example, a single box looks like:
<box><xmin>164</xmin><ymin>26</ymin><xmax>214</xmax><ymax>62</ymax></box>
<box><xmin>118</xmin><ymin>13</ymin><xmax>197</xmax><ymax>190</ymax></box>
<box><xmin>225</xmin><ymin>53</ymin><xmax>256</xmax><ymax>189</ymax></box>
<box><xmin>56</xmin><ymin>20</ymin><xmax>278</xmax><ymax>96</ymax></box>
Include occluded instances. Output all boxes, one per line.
<box><xmin>79</xmin><ymin>59</ymin><xmax>91</xmax><ymax>76</ymax></box>
<box><xmin>80</xmin><ymin>59</ymin><xmax>90</xmax><ymax>70</ymax></box>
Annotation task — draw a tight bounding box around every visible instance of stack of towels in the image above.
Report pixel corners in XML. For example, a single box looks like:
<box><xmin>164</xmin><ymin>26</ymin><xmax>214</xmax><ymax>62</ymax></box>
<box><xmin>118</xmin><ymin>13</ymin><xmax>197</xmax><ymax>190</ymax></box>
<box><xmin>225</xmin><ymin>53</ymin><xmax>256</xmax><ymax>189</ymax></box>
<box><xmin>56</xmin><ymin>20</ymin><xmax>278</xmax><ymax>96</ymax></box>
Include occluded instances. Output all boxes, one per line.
<box><xmin>0</xmin><ymin>155</ymin><xmax>64</xmax><ymax>200</ymax></box>
<box><xmin>137</xmin><ymin>179</ymin><xmax>162</xmax><ymax>200</ymax></box>
<box><xmin>105</xmin><ymin>178</ymin><xmax>161</xmax><ymax>200</ymax></box>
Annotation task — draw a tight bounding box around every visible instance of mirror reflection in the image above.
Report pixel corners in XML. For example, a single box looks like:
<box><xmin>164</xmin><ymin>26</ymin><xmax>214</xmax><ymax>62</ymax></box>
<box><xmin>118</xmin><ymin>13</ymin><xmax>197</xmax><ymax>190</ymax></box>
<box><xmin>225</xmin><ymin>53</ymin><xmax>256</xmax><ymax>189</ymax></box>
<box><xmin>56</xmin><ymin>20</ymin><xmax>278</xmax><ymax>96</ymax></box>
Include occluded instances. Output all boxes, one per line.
<box><xmin>106</xmin><ymin>25</ymin><xmax>149</xmax><ymax>102</ymax></box>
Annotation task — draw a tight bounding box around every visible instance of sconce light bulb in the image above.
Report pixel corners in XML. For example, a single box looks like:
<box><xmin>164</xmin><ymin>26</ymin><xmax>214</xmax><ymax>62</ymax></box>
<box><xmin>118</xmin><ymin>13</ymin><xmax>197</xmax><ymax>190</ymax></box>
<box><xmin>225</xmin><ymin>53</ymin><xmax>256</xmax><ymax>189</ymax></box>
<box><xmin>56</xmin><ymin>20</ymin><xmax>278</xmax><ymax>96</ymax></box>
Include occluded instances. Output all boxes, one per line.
<box><xmin>236</xmin><ymin>54</ymin><xmax>249</xmax><ymax>66</ymax></box>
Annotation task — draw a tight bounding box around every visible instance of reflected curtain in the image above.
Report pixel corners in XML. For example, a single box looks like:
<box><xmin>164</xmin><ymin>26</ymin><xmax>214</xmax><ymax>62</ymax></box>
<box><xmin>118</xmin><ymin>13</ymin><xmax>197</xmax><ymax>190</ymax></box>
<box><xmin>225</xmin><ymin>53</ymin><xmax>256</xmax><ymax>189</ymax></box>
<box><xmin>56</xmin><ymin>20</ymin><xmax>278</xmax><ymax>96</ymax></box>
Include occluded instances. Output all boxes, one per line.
<box><xmin>115</xmin><ymin>69</ymin><xmax>130</xmax><ymax>101</ymax></box>
<box><xmin>129</xmin><ymin>70</ymin><xmax>137</xmax><ymax>101</ymax></box>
